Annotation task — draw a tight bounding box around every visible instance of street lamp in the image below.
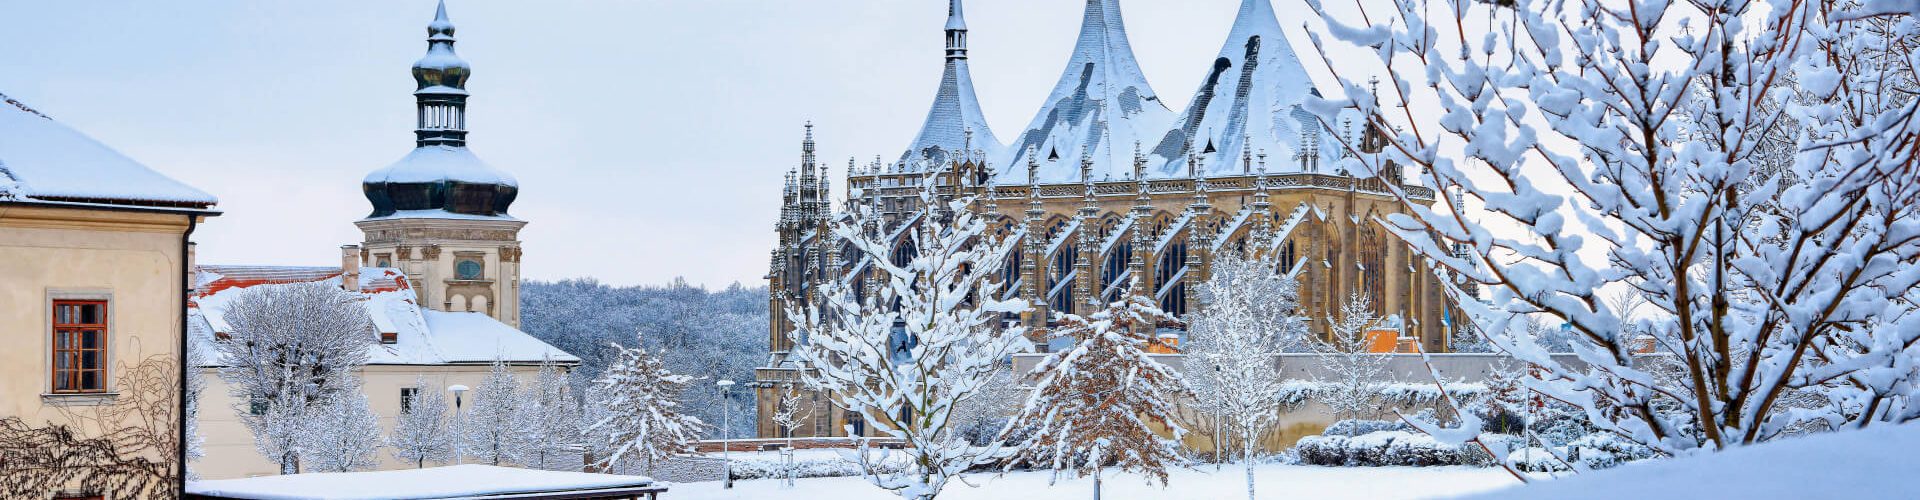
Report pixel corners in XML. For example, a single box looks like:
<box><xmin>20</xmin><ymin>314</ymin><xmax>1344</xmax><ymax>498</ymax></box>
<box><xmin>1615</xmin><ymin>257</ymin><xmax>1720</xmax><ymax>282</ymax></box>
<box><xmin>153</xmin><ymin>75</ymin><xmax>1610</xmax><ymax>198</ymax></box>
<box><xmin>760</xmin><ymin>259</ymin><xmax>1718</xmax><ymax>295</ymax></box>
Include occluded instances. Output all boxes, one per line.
<box><xmin>718</xmin><ymin>379</ymin><xmax>736</xmax><ymax>489</ymax></box>
<box><xmin>448</xmin><ymin>384</ymin><xmax>469</xmax><ymax>464</ymax></box>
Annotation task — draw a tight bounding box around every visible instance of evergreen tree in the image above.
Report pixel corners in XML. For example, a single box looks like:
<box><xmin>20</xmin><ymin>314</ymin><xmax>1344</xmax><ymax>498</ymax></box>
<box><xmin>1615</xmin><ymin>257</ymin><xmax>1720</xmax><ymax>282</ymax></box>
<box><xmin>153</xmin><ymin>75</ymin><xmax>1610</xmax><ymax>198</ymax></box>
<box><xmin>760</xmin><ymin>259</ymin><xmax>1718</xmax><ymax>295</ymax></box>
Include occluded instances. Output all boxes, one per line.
<box><xmin>589</xmin><ymin>342</ymin><xmax>706</xmax><ymax>472</ymax></box>
<box><xmin>1010</xmin><ymin>293</ymin><xmax>1190</xmax><ymax>500</ymax></box>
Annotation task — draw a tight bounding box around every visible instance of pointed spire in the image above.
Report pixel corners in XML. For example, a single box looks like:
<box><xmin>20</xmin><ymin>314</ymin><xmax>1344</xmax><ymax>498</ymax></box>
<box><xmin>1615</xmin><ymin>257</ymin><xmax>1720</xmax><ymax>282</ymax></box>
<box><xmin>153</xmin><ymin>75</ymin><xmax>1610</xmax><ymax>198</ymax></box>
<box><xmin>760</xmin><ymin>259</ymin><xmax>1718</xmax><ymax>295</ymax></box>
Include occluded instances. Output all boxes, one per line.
<box><xmin>1001</xmin><ymin>0</ymin><xmax>1173</xmax><ymax>182</ymax></box>
<box><xmin>946</xmin><ymin>0</ymin><xmax>969</xmax><ymax>58</ymax></box>
<box><xmin>410</xmin><ymin>0</ymin><xmax>472</xmax><ymax>147</ymax></box>
<box><xmin>902</xmin><ymin>0</ymin><xmax>1001</xmax><ymax>169</ymax></box>
<box><xmin>1156</xmin><ymin>0</ymin><xmax>1326</xmax><ymax>176</ymax></box>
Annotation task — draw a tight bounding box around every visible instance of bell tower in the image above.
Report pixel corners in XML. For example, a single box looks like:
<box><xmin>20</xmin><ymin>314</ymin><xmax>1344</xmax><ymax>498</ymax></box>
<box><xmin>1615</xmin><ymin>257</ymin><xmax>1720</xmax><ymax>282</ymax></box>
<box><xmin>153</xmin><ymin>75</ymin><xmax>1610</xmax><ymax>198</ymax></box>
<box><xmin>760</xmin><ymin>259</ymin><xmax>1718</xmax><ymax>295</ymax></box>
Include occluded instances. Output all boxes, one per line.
<box><xmin>356</xmin><ymin>0</ymin><xmax>526</xmax><ymax>327</ymax></box>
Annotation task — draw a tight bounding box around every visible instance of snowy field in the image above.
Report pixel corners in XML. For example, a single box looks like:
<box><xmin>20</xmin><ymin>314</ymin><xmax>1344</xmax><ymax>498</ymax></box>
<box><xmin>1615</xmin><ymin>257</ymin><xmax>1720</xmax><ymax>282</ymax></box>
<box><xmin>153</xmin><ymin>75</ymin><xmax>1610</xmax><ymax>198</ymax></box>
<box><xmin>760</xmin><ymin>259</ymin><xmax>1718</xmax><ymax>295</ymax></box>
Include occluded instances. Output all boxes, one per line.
<box><xmin>665</xmin><ymin>464</ymin><xmax>1519</xmax><ymax>499</ymax></box>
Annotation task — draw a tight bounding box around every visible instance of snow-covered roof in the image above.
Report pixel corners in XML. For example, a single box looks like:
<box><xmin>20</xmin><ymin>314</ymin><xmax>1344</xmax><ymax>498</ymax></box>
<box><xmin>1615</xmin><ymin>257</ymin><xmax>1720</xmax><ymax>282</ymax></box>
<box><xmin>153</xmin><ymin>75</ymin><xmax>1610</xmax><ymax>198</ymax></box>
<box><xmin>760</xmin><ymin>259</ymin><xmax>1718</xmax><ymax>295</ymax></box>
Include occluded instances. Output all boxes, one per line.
<box><xmin>189</xmin><ymin>265</ymin><xmax>576</xmax><ymax>366</ymax></box>
<box><xmin>0</xmin><ymin>93</ymin><xmax>217</xmax><ymax>209</ymax></box>
<box><xmin>185</xmin><ymin>464</ymin><xmax>658</xmax><ymax>500</ymax></box>
<box><xmin>998</xmin><ymin>0</ymin><xmax>1175</xmax><ymax>183</ymax></box>
<box><xmin>363</xmin><ymin>145</ymin><xmax>518</xmax><ymax>187</ymax></box>
<box><xmin>900</xmin><ymin>0</ymin><xmax>1002</xmax><ymax>167</ymax></box>
<box><xmin>1152</xmin><ymin>0</ymin><xmax>1347</xmax><ymax>176</ymax></box>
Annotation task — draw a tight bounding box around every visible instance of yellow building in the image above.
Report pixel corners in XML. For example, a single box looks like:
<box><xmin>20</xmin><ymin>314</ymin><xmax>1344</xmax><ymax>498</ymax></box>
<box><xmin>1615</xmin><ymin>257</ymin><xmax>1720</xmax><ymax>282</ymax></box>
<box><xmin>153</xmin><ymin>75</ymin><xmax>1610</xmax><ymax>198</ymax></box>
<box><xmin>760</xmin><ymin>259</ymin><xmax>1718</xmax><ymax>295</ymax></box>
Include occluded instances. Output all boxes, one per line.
<box><xmin>187</xmin><ymin>2</ymin><xmax>577</xmax><ymax>479</ymax></box>
<box><xmin>756</xmin><ymin>0</ymin><xmax>1461</xmax><ymax>438</ymax></box>
<box><xmin>0</xmin><ymin>92</ymin><xmax>219</xmax><ymax>499</ymax></box>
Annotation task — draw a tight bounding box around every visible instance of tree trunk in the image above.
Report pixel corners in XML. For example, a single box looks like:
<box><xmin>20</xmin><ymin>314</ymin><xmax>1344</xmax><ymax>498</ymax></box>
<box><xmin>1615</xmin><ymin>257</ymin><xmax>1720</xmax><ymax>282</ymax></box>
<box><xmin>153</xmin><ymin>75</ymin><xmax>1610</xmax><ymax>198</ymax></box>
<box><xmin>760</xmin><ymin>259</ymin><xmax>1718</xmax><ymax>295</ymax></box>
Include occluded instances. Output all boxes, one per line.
<box><xmin>280</xmin><ymin>452</ymin><xmax>298</xmax><ymax>475</ymax></box>
<box><xmin>1093</xmin><ymin>467</ymin><xmax>1103</xmax><ymax>500</ymax></box>
<box><xmin>1243</xmin><ymin>429</ymin><xmax>1257</xmax><ymax>500</ymax></box>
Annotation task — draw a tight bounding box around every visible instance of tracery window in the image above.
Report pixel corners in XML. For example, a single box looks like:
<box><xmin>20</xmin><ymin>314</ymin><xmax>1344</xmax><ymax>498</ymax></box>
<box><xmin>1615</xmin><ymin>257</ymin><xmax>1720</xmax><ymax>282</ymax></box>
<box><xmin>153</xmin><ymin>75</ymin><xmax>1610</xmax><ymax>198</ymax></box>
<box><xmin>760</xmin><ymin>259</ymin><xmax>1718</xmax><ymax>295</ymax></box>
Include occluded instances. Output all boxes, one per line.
<box><xmin>1361</xmin><ymin>227</ymin><xmax>1386</xmax><ymax>310</ymax></box>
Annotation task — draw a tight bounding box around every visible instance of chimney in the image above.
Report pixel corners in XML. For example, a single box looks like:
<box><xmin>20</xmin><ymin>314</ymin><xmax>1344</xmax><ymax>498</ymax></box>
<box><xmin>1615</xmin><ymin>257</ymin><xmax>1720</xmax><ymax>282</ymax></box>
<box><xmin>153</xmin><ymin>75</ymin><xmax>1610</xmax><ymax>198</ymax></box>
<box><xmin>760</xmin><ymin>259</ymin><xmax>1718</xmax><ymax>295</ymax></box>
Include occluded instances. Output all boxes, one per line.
<box><xmin>341</xmin><ymin>244</ymin><xmax>361</xmax><ymax>292</ymax></box>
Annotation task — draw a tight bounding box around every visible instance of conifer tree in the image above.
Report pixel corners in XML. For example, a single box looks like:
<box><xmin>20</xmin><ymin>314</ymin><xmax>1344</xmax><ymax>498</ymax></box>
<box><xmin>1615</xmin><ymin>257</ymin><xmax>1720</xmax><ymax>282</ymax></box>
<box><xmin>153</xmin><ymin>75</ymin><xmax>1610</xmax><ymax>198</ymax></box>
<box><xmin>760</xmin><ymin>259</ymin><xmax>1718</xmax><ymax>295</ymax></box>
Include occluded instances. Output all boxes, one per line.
<box><xmin>589</xmin><ymin>342</ymin><xmax>706</xmax><ymax>472</ymax></box>
<box><xmin>1010</xmin><ymin>293</ymin><xmax>1190</xmax><ymax>500</ymax></box>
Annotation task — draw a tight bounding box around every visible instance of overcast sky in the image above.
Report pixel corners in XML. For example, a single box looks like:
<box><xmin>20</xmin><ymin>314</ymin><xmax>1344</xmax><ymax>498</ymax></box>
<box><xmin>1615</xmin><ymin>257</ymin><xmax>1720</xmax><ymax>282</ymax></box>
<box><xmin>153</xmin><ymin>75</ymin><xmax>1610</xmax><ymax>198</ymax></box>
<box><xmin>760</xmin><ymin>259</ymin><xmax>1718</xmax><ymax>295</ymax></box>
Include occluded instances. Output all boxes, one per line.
<box><xmin>0</xmin><ymin>0</ymin><xmax>1358</xmax><ymax>288</ymax></box>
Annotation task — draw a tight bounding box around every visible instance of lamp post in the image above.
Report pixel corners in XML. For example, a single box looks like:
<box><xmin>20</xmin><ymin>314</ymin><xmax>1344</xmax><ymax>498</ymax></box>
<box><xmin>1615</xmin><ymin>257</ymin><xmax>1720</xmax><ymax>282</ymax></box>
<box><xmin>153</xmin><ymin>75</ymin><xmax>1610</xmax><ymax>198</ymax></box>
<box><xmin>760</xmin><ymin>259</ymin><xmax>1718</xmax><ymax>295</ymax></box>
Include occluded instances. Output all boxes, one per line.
<box><xmin>448</xmin><ymin>384</ymin><xmax>469</xmax><ymax>464</ymax></box>
<box><xmin>718</xmin><ymin>379</ymin><xmax>736</xmax><ymax>489</ymax></box>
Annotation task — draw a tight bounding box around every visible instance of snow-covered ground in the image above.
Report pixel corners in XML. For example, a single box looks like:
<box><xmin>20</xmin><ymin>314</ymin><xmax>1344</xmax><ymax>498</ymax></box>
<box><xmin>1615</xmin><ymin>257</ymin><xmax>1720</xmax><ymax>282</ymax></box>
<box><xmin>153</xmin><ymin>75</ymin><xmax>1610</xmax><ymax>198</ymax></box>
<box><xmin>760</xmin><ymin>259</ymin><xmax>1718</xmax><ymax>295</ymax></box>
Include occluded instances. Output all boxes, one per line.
<box><xmin>665</xmin><ymin>463</ymin><xmax>1517</xmax><ymax>499</ymax></box>
<box><xmin>1465</xmin><ymin>424</ymin><xmax>1920</xmax><ymax>499</ymax></box>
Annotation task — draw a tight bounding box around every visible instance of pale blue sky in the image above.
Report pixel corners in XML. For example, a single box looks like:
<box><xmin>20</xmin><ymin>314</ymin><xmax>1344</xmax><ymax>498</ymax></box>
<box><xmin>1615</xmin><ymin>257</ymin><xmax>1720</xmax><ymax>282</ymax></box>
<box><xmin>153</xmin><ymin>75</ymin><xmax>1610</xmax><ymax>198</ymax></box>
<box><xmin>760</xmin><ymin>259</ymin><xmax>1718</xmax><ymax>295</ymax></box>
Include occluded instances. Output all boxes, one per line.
<box><xmin>0</xmin><ymin>0</ymin><xmax>1351</xmax><ymax>287</ymax></box>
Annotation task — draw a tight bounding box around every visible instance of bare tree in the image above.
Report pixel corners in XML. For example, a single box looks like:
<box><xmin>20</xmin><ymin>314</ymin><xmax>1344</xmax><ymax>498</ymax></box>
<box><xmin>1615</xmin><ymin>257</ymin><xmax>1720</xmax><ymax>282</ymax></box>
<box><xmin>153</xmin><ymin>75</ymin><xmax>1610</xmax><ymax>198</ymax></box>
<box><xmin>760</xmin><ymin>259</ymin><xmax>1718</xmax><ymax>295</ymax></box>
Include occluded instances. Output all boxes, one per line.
<box><xmin>1313</xmin><ymin>293</ymin><xmax>1392</xmax><ymax>426</ymax></box>
<box><xmin>214</xmin><ymin>281</ymin><xmax>374</xmax><ymax>474</ymax></box>
<box><xmin>1</xmin><ymin>356</ymin><xmax>183</xmax><ymax>499</ymax></box>
<box><xmin>1184</xmin><ymin>252</ymin><xmax>1309</xmax><ymax>497</ymax></box>
<box><xmin>389</xmin><ymin>376</ymin><xmax>453</xmax><ymax>468</ymax></box>
<box><xmin>455</xmin><ymin>359</ymin><xmax>528</xmax><ymax>466</ymax></box>
<box><xmin>1305</xmin><ymin>0</ymin><xmax>1920</xmax><ymax>457</ymax></box>
<box><xmin>785</xmin><ymin>180</ymin><xmax>1030</xmax><ymax>500</ymax></box>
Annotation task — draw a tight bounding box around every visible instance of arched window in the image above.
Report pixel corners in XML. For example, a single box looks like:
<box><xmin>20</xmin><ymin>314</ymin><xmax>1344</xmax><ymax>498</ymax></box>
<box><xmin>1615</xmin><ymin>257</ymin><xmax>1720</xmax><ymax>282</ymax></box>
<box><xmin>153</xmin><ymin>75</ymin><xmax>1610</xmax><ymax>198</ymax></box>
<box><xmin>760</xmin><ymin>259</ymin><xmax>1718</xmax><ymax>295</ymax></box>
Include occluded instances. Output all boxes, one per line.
<box><xmin>1361</xmin><ymin>227</ymin><xmax>1386</xmax><ymax>310</ymax></box>
<box><xmin>1102</xmin><ymin>242</ymin><xmax>1131</xmax><ymax>303</ymax></box>
<box><xmin>471</xmin><ymin>295</ymin><xmax>490</xmax><ymax>315</ymax></box>
<box><xmin>1049</xmin><ymin>244</ymin><xmax>1076</xmax><ymax>313</ymax></box>
<box><xmin>1156</xmin><ymin>240</ymin><xmax>1187</xmax><ymax>317</ymax></box>
<box><xmin>1280</xmin><ymin>239</ymin><xmax>1298</xmax><ymax>274</ymax></box>
<box><xmin>449</xmin><ymin>295</ymin><xmax>468</xmax><ymax>312</ymax></box>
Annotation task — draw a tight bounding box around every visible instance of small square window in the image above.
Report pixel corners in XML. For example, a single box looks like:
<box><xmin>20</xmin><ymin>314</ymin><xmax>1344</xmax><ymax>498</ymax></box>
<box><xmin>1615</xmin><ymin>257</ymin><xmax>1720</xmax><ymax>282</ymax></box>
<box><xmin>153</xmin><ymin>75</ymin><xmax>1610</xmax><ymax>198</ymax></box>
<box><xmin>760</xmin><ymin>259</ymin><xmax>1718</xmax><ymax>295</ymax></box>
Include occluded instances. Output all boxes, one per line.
<box><xmin>381</xmin><ymin>331</ymin><xmax>398</xmax><ymax>344</ymax></box>
<box><xmin>400</xmin><ymin>387</ymin><xmax>419</xmax><ymax>414</ymax></box>
<box><xmin>249</xmin><ymin>396</ymin><xmax>267</xmax><ymax>416</ymax></box>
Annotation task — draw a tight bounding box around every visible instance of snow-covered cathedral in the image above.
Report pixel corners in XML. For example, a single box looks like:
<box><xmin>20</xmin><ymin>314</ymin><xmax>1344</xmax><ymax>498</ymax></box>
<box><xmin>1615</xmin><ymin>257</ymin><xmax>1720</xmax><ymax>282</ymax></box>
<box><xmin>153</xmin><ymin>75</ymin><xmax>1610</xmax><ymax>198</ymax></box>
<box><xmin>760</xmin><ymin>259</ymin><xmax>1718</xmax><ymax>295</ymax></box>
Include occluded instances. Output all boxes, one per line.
<box><xmin>757</xmin><ymin>0</ymin><xmax>1452</xmax><ymax>438</ymax></box>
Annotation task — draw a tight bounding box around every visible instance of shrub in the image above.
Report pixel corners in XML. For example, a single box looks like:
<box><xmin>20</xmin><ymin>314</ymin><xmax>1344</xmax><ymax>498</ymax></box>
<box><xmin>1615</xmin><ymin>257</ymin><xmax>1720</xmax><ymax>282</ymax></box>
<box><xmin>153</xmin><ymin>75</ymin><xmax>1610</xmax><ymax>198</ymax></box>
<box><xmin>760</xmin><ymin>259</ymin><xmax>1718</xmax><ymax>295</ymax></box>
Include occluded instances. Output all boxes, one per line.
<box><xmin>1292</xmin><ymin>431</ymin><xmax>1493</xmax><ymax>467</ymax></box>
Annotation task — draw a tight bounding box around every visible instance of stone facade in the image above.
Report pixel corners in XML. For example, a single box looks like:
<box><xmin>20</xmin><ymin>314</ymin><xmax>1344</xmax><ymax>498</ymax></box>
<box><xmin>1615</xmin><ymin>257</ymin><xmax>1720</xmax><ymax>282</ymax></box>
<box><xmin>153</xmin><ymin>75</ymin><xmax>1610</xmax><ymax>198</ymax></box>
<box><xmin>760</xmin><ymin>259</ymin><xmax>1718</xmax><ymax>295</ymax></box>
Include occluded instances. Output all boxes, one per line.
<box><xmin>352</xmin><ymin>217</ymin><xmax>526</xmax><ymax>328</ymax></box>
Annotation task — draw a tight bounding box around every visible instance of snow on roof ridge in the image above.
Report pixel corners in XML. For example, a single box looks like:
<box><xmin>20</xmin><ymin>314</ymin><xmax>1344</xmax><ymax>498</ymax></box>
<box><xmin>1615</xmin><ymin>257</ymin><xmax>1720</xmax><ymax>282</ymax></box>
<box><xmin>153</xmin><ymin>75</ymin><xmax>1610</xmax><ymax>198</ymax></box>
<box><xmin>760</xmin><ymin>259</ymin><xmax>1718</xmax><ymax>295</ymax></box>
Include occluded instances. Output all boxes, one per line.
<box><xmin>1154</xmin><ymin>0</ymin><xmax>1340</xmax><ymax>177</ymax></box>
<box><xmin>0</xmin><ymin>92</ymin><xmax>218</xmax><ymax>207</ymax></box>
<box><xmin>997</xmin><ymin>0</ymin><xmax>1174</xmax><ymax>184</ymax></box>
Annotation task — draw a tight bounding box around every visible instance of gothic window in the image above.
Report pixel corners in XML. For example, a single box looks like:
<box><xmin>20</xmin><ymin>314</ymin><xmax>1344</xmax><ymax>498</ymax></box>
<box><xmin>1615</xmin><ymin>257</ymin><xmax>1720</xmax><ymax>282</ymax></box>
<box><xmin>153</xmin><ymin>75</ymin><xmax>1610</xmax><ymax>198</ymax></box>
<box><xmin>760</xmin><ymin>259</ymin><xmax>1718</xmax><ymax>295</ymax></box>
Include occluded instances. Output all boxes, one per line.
<box><xmin>1361</xmin><ymin>227</ymin><xmax>1386</xmax><ymax>310</ymax></box>
<box><xmin>1156</xmin><ymin>241</ymin><xmax>1187</xmax><ymax>317</ymax></box>
<box><xmin>1049</xmin><ymin>244</ymin><xmax>1076</xmax><ymax>313</ymax></box>
<box><xmin>456</xmin><ymin>258</ymin><xmax>483</xmax><ymax>280</ymax></box>
<box><xmin>1102</xmin><ymin>242</ymin><xmax>1131</xmax><ymax>303</ymax></box>
<box><xmin>1280</xmin><ymin>239</ymin><xmax>1298</xmax><ymax>274</ymax></box>
<box><xmin>891</xmin><ymin>238</ymin><xmax>918</xmax><ymax>269</ymax></box>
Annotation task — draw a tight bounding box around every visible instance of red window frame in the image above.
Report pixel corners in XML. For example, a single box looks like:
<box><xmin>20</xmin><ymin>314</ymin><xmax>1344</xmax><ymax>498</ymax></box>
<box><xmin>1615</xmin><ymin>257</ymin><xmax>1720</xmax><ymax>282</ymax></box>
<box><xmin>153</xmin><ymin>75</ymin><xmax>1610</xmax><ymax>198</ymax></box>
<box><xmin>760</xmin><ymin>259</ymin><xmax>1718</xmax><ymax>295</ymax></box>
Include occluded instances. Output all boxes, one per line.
<box><xmin>51</xmin><ymin>300</ymin><xmax>108</xmax><ymax>393</ymax></box>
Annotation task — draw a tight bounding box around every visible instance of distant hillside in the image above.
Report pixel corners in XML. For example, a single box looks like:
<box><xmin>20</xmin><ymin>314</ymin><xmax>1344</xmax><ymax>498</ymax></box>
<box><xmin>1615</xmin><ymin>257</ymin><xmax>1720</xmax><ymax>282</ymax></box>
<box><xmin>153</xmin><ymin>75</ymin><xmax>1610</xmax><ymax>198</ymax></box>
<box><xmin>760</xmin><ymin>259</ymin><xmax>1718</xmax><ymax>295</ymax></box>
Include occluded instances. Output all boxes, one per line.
<box><xmin>520</xmin><ymin>277</ymin><xmax>766</xmax><ymax>439</ymax></box>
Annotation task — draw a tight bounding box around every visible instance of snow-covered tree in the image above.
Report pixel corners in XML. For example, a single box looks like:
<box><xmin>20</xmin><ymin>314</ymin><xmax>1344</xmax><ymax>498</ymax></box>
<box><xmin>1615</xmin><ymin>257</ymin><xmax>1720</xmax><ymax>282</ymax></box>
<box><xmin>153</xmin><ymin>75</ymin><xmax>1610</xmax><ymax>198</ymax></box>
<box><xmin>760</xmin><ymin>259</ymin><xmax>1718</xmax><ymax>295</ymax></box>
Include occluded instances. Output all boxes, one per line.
<box><xmin>1010</xmin><ymin>293</ymin><xmax>1189</xmax><ymax>500</ymax></box>
<box><xmin>1306</xmin><ymin>0</ymin><xmax>1920</xmax><ymax>457</ymax></box>
<box><xmin>589</xmin><ymin>342</ymin><xmax>706</xmax><ymax>473</ymax></box>
<box><xmin>521</xmin><ymin>279</ymin><xmax>767</xmax><ymax>440</ymax></box>
<box><xmin>1313</xmin><ymin>293</ymin><xmax>1391</xmax><ymax>425</ymax></box>
<box><xmin>521</xmin><ymin>358</ymin><xmax>583</xmax><ymax>471</ymax></box>
<box><xmin>949</xmin><ymin>368</ymin><xmax>1027</xmax><ymax>447</ymax></box>
<box><xmin>769</xmin><ymin>382</ymin><xmax>813</xmax><ymax>488</ymax></box>
<box><xmin>455</xmin><ymin>359</ymin><xmax>527</xmax><ymax>466</ymax></box>
<box><xmin>1184</xmin><ymin>253</ymin><xmax>1309</xmax><ymax>497</ymax></box>
<box><xmin>214</xmin><ymin>281</ymin><xmax>374</xmax><ymax>474</ymax></box>
<box><xmin>184</xmin><ymin>345</ymin><xmax>205</xmax><ymax>476</ymax></box>
<box><xmin>389</xmin><ymin>376</ymin><xmax>453</xmax><ymax>468</ymax></box>
<box><xmin>785</xmin><ymin>180</ymin><xmax>1030</xmax><ymax>500</ymax></box>
<box><xmin>300</xmin><ymin>388</ymin><xmax>382</xmax><ymax>473</ymax></box>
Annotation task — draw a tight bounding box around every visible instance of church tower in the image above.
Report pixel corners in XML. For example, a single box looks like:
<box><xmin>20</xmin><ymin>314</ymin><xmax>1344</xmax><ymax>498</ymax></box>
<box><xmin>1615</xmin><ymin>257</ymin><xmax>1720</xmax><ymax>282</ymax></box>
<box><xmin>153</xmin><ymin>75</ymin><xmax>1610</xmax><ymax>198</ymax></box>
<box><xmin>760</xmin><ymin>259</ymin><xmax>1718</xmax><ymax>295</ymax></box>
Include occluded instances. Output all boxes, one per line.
<box><xmin>357</xmin><ymin>0</ymin><xmax>527</xmax><ymax>327</ymax></box>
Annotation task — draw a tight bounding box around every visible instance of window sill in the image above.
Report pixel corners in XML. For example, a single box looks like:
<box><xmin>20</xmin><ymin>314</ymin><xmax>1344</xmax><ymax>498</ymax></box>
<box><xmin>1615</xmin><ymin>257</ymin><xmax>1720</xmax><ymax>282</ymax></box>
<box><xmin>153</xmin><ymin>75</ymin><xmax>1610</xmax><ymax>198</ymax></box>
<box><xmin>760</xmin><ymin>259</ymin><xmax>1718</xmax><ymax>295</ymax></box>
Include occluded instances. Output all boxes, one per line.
<box><xmin>41</xmin><ymin>392</ymin><xmax>119</xmax><ymax>407</ymax></box>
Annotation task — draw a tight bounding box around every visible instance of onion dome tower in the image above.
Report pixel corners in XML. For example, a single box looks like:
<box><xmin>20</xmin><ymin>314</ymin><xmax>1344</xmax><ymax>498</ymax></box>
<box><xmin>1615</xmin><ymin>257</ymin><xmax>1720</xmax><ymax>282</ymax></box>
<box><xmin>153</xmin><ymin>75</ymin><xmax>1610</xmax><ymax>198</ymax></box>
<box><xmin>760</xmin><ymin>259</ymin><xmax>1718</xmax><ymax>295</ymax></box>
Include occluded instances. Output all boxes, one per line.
<box><xmin>354</xmin><ymin>0</ymin><xmax>527</xmax><ymax>328</ymax></box>
<box><xmin>899</xmin><ymin>0</ymin><xmax>1002</xmax><ymax>169</ymax></box>
<box><xmin>361</xmin><ymin>0</ymin><xmax>518</xmax><ymax>218</ymax></box>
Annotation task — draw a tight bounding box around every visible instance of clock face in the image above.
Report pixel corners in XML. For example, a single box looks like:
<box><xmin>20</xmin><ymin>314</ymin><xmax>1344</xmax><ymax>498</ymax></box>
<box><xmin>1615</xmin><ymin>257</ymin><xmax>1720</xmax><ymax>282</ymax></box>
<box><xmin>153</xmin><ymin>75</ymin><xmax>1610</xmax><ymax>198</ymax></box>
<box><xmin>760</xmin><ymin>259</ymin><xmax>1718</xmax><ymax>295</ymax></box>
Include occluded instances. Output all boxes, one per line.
<box><xmin>456</xmin><ymin>260</ymin><xmax>483</xmax><ymax>280</ymax></box>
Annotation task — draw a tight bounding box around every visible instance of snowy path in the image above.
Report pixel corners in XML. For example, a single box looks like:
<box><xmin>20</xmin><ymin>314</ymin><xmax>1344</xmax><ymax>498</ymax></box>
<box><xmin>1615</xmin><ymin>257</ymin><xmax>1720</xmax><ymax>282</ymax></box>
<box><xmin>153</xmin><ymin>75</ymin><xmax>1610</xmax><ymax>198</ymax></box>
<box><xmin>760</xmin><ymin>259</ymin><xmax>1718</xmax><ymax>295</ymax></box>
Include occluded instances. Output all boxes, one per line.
<box><xmin>664</xmin><ymin>464</ymin><xmax>1518</xmax><ymax>499</ymax></box>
